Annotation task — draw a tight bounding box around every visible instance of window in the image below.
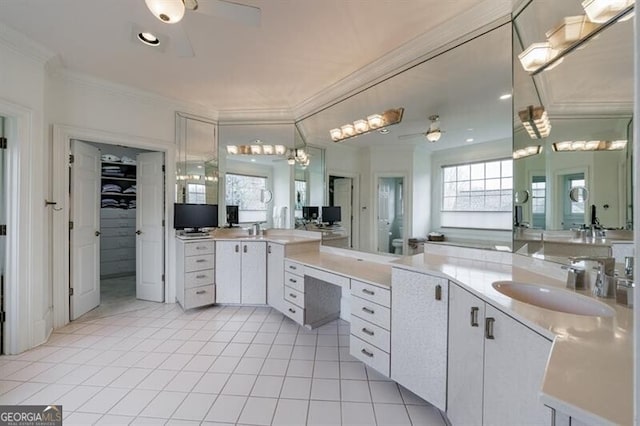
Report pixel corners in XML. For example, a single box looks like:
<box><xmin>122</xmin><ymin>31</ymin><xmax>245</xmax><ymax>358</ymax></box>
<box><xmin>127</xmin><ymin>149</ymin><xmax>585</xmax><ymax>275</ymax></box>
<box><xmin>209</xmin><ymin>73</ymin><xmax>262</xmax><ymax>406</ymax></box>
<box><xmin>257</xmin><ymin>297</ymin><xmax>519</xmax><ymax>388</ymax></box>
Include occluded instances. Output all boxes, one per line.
<box><xmin>531</xmin><ymin>176</ymin><xmax>546</xmax><ymax>228</ymax></box>
<box><xmin>441</xmin><ymin>159</ymin><xmax>513</xmax><ymax>229</ymax></box>
<box><xmin>225</xmin><ymin>173</ymin><xmax>268</xmax><ymax>223</ymax></box>
<box><xmin>187</xmin><ymin>183</ymin><xmax>206</xmax><ymax>204</ymax></box>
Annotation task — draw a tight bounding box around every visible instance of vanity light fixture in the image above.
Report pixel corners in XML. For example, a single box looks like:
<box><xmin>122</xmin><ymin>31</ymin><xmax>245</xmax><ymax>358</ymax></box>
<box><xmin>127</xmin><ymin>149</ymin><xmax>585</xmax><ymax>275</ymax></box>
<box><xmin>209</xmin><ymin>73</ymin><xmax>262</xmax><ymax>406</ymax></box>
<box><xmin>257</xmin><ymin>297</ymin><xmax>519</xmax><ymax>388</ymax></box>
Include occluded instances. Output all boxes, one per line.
<box><xmin>582</xmin><ymin>0</ymin><xmax>635</xmax><ymax>23</ymax></box>
<box><xmin>225</xmin><ymin>144</ymin><xmax>287</xmax><ymax>156</ymax></box>
<box><xmin>552</xmin><ymin>140</ymin><xmax>627</xmax><ymax>151</ymax></box>
<box><xmin>499</xmin><ymin>93</ymin><xmax>512</xmax><ymax>100</ymax></box>
<box><xmin>518</xmin><ymin>42</ymin><xmax>564</xmax><ymax>72</ymax></box>
<box><xmin>513</xmin><ymin>145</ymin><xmax>543</xmax><ymax>159</ymax></box>
<box><xmin>329</xmin><ymin>108</ymin><xmax>404</xmax><ymax>142</ymax></box>
<box><xmin>545</xmin><ymin>15</ymin><xmax>599</xmax><ymax>50</ymax></box>
<box><xmin>145</xmin><ymin>0</ymin><xmax>186</xmax><ymax>23</ymax></box>
<box><xmin>519</xmin><ymin>105</ymin><xmax>551</xmax><ymax>139</ymax></box>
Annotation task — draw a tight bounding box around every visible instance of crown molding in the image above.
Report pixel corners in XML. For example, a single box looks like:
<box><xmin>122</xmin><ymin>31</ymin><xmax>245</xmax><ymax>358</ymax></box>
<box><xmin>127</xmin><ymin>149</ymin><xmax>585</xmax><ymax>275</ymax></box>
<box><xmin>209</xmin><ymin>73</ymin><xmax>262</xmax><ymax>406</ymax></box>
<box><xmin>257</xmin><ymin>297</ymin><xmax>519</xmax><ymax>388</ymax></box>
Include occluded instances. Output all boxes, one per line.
<box><xmin>293</xmin><ymin>0</ymin><xmax>513</xmax><ymax>121</ymax></box>
<box><xmin>0</xmin><ymin>22</ymin><xmax>54</xmax><ymax>65</ymax></box>
<box><xmin>217</xmin><ymin>108</ymin><xmax>295</xmax><ymax>124</ymax></box>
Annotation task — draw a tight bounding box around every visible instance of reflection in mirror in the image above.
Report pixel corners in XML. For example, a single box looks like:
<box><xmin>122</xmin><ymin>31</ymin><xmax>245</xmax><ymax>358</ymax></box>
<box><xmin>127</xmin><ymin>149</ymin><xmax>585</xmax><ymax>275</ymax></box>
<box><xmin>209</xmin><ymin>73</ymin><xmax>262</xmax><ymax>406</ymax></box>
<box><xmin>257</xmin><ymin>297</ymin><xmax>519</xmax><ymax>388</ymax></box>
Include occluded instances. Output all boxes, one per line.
<box><xmin>514</xmin><ymin>190</ymin><xmax>530</xmax><ymax>204</ymax></box>
<box><xmin>175</xmin><ymin>113</ymin><xmax>219</xmax><ymax>204</ymax></box>
<box><xmin>513</xmin><ymin>0</ymin><xmax>634</xmax><ymax>259</ymax></box>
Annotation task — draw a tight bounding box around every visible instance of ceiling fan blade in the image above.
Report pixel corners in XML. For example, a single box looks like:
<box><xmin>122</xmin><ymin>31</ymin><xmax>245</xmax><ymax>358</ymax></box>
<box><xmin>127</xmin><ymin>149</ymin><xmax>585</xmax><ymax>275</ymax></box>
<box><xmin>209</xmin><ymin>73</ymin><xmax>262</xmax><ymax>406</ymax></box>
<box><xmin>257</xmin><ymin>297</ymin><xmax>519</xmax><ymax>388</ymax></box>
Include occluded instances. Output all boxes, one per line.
<box><xmin>167</xmin><ymin>21</ymin><xmax>195</xmax><ymax>57</ymax></box>
<box><xmin>398</xmin><ymin>132</ymin><xmax>427</xmax><ymax>141</ymax></box>
<box><xmin>196</xmin><ymin>0</ymin><xmax>261</xmax><ymax>26</ymax></box>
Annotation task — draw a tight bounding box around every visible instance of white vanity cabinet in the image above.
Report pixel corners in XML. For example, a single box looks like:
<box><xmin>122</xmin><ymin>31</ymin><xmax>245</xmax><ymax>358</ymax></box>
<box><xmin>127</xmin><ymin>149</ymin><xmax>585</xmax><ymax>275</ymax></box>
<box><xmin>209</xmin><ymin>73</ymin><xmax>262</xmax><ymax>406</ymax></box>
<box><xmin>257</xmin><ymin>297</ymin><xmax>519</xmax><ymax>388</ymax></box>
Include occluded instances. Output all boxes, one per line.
<box><xmin>391</xmin><ymin>268</ymin><xmax>448</xmax><ymax>411</ymax></box>
<box><xmin>447</xmin><ymin>283</ymin><xmax>553</xmax><ymax>425</ymax></box>
<box><xmin>266</xmin><ymin>242</ymin><xmax>285</xmax><ymax>313</ymax></box>
<box><xmin>175</xmin><ymin>238</ymin><xmax>215</xmax><ymax>310</ymax></box>
<box><xmin>215</xmin><ymin>240</ymin><xmax>267</xmax><ymax>304</ymax></box>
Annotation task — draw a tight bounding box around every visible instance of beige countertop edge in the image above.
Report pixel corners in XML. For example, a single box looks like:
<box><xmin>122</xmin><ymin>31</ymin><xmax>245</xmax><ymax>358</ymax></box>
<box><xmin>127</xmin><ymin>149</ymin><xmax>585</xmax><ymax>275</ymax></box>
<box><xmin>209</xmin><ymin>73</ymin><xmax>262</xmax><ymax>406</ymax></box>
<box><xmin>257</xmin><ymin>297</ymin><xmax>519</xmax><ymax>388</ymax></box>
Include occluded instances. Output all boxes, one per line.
<box><xmin>181</xmin><ymin>235</ymin><xmax>322</xmax><ymax>245</ymax></box>
<box><xmin>391</xmin><ymin>253</ymin><xmax>632</xmax><ymax>426</ymax></box>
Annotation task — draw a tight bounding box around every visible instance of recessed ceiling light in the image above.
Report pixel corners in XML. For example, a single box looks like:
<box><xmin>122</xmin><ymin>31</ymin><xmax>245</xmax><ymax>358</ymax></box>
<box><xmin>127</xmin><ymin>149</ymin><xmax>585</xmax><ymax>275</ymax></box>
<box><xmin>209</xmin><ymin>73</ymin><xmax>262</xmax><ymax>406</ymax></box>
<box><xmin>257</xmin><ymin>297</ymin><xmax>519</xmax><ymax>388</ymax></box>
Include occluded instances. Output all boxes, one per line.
<box><xmin>467</xmin><ymin>128</ymin><xmax>474</xmax><ymax>131</ymax></box>
<box><xmin>499</xmin><ymin>93</ymin><xmax>512</xmax><ymax>100</ymax></box>
<box><xmin>250</xmin><ymin>158</ymin><xmax>256</xmax><ymax>162</ymax></box>
<box><xmin>138</xmin><ymin>32</ymin><xmax>160</xmax><ymax>46</ymax></box>
<box><xmin>466</xmin><ymin>138</ymin><xmax>474</xmax><ymax>142</ymax></box>
<box><xmin>378</xmin><ymin>128</ymin><xmax>390</xmax><ymax>134</ymax></box>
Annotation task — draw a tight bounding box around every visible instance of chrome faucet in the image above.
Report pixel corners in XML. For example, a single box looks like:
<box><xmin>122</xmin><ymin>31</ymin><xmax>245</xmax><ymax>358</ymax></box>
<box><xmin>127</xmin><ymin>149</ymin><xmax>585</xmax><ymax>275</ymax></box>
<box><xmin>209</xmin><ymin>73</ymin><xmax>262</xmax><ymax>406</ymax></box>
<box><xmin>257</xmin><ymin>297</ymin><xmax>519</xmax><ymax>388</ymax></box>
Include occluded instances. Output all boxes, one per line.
<box><xmin>569</xmin><ymin>256</ymin><xmax>616</xmax><ymax>298</ymax></box>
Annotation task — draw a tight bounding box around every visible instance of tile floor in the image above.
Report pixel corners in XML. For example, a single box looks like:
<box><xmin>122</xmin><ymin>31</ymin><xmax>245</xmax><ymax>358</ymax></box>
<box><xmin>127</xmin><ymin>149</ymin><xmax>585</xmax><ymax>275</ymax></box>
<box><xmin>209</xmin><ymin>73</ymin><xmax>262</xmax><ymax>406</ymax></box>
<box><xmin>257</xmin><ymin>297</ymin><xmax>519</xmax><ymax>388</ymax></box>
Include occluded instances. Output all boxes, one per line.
<box><xmin>0</xmin><ymin>302</ymin><xmax>447</xmax><ymax>425</ymax></box>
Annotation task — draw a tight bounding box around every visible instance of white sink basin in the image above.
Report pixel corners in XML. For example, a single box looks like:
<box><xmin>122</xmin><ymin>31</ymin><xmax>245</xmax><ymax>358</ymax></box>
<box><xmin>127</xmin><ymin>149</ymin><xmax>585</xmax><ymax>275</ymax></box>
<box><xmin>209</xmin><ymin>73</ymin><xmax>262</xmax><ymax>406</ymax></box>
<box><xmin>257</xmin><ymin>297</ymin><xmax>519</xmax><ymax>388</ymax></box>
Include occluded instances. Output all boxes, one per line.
<box><xmin>492</xmin><ymin>281</ymin><xmax>615</xmax><ymax>317</ymax></box>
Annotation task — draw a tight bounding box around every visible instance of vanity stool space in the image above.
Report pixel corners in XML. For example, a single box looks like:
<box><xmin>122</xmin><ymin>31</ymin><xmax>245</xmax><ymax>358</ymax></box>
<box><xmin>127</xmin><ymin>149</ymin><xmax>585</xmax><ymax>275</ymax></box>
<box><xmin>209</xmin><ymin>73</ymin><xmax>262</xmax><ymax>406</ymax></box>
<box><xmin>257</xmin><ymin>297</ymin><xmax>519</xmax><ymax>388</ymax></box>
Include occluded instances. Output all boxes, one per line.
<box><xmin>175</xmin><ymin>237</ymin><xmax>216</xmax><ymax>309</ymax></box>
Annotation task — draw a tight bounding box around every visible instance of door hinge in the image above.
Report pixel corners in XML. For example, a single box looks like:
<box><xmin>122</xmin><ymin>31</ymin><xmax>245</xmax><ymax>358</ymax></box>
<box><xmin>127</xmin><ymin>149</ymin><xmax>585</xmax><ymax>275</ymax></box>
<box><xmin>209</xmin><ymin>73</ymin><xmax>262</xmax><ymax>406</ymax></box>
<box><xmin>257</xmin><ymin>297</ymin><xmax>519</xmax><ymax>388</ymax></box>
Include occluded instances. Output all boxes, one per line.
<box><xmin>0</xmin><ymin>225</ymin><xmax>6</xmax><ymax>236</ymax></box>
<box><xmin>69</xmin><ymin>288</ymin><xmax>74</xmax><ymax>296</ymax></box>
<box><xmin>0</xmin><ymin>137</ymin><xmax>7</xmax><ymax>149</ymax></box>
<box><xmin>162</xmin><ymin>274</ymin><xmax>165</xmax><ymax>282</ymax></box>
<box><xmin>69</xmin><ymin>221</ymin><xmax>74</xmax><ymax>230</ymax></box>
<box><xmin>162</xmin><ymin>165</ymin><xmax>165</xmax><ymax>172</ymax></box>
<box><xmin>0</xmin><ymin>311</ymin><xmax>5</xmax><ymax>323</ymax></box>
<box><xmin>69</xmin><ymin>154</ymin><xmax>74</xmax><ymax>164</ymax></box>
<box><xmin>162</xmin><ymin>219</ymin><xmax>165</xmax><ymax>227</ymax></box>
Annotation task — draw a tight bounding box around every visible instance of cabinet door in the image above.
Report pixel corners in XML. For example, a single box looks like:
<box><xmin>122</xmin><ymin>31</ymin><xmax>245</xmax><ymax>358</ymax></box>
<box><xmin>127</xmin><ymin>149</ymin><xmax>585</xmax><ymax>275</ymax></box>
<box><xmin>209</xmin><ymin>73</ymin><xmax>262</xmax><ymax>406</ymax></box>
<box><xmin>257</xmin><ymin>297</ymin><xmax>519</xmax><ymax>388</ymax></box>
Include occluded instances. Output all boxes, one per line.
<box><xmin>241</xmin><ymin>241</ymin><xmax>267</xmax><ymax>304</ymax></box>
<box><xmin>483</xmin><ymin>305</ymin><xmax>553</xmax><ymax>425</ymax></box>
<box><xmin>215</xmin><ymin>241</ymin><xmax>241</xmax><ymax>303</ymax></box>
<box><xmin>447</xmin><ymin>284</ymin><xmax>485</xmax><ymax>426</ymax></box>
<box><xmin>391</xmin><ymin>268</ymin><xmax>448</xmax><ymax>411</ymax></box>
<box><xmin>266</xmin><ymin>243</ymin><xmax>285</xmax><ymax>312</ymax></box>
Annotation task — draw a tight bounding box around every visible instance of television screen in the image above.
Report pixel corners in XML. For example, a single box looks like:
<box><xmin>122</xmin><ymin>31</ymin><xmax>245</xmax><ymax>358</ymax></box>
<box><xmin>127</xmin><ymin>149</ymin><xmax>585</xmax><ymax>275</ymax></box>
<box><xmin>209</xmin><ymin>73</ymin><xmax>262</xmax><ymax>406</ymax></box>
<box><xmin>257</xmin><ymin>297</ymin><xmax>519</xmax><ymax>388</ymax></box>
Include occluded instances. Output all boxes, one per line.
<box><xmin>226</xmin><ymin>205</ymin><xmax>239</xmax><ymax>226</ymax></box>
<box><xmin>302</xmin><ymin>206</ymin><xmax>319</xmax><ymax>220</ymax></box>
<box><xmin>322</xmin><ymin>206</ymin><xmax>341</xmax><ymax>225</ymax></box>
<box><xmin>174</xmin><ymin>204</ymin><xmax>218</xmax><ymax>230</ymax></box>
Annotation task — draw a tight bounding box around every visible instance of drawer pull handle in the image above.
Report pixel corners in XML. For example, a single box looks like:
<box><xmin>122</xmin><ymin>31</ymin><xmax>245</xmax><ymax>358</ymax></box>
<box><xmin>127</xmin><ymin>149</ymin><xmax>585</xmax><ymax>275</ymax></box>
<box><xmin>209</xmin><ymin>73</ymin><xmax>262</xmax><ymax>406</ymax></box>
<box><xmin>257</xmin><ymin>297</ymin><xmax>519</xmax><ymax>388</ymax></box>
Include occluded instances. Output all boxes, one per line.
<box><xmin>470</xmin><ymin>307</ymin><xmax>479</xmax><ymax>327</ymax></box>
<box><xmin>361</xmin><ymin>348</ymin><xmax>374</xmax><ymax>358</ymax></box>
<box><xmin>288</xmin><ymin>308</ymin><xmax>296</xmax><ymax>314</ymax></box>
<box><xmin>197</xmin><ymin>246</ymin><xmax>207</xmax><ymax>250</ymax></box>
<box><xmin>361</xmin><ymin>307</ymin><xmax>375</xmax><ymax>315</ymax></box>
<box><xmin>289</xmin><ymin>293</ymin><xmax>297</xmax><ymax>298</ymax></box>
<box><xmin>362</xmin><ymin>288</ymin><xmax>375</xmax><ymax>296</ymax></box>
<box><xmin>268</xmin><ymin>245</ymin><xmax>272</xmax><ymax>254</ymax></box>
<box><xmin>485</xmin><ymin>317</ymin><xmax>495</xmax><ymax>340</ymax></box>
<box><xmin>196</xmin><ymin>274</ymin><xmax>206</xmax><ymax>279</ymax></box>
<box><xmin>435</xmin><ymin>284</ymin><xmax>442</xmax><ymax>301</ymax></box>
<box><xmin>243</xmin><ymin>245</ymin><xmax>248</xmax><ymax>253</ymax></box>
<box><xmin>289</xmin><ymin>265</ymin><xmax>297</xmax><ymax>270</ymax></box>
<box><xmin>235</xmin><ymin>244</ymin><xmax>239</xmax><ymax>253</ymax></box>
<box><xmin>196</xmin><ymin>290</ymin><xmax>206</xmax><ymax>295</ymax></box>
<box><xmin>289</xmin><ymin>278</ymin><xmax>297</xmax><ymax>283</ymax></box>
<box><xmin>196</xmin><ymin>259</ymin><xmax>206</xmax><ymax>263</ymax></box>
<box><xmin>361</xmin><ymin>328</ymin><xmax>374</xmax><ymax>336</ymax></box>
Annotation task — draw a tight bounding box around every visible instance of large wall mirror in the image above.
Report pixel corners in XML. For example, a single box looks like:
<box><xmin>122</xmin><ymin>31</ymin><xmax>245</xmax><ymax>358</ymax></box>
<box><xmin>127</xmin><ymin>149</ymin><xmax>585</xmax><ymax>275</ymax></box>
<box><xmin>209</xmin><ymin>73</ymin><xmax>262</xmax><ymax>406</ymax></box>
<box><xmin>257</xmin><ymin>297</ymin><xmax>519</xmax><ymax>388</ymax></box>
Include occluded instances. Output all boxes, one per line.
<box><xmin>512</xmin><ymin>0</ymin><xmax>634</xmax><ymax>256</ymax></box>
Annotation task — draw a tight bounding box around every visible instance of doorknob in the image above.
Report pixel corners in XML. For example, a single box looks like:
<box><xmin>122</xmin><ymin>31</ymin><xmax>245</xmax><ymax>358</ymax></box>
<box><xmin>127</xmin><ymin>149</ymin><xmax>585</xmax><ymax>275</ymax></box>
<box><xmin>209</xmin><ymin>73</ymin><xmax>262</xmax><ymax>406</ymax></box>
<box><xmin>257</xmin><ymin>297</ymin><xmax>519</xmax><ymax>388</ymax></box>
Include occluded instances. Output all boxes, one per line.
<box><xmin>136</xmin><ymin>230</ymin><xmax>142</xmax><ymax>235</ymax></box>
<box><xmin>95</xmin><ymin>231</ymin><xmax>101</xmax><ymax>236</ymax></box>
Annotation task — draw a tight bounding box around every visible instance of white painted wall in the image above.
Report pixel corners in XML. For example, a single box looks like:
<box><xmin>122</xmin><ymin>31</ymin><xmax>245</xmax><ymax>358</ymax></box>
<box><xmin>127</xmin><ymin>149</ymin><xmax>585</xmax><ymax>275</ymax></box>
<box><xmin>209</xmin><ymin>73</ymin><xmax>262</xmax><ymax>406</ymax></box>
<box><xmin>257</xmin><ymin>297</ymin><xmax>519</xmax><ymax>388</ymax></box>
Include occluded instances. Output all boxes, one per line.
<box><xmin>412</xmin><ymin>144</ymin><xmax>431</xmax><ymax>239</ymax></box>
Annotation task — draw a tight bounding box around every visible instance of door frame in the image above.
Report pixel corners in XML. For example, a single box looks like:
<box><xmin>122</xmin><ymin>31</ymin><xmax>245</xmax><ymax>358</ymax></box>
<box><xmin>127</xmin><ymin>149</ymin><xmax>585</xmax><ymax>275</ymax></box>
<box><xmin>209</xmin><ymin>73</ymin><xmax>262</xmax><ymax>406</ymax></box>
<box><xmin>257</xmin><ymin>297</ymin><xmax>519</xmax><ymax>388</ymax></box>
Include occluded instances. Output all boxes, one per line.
<box><xmin>52</xmin><ymin>124</ymin><xmax>175</xmax><ymax>328</ymax></box>
<box><xmin>373</xmin><ymin>172</ymin><xmax>409</xmax><ymax>255</ymax></box>
<box><xmin>551</xmin><ymin>166</ymin><xmax>589</xmax><ymax>230</ymax></box>
<box><xmin>327</xmin><ymin>169</ymin><xmax>360</xmax><ymax>250</ymax></box>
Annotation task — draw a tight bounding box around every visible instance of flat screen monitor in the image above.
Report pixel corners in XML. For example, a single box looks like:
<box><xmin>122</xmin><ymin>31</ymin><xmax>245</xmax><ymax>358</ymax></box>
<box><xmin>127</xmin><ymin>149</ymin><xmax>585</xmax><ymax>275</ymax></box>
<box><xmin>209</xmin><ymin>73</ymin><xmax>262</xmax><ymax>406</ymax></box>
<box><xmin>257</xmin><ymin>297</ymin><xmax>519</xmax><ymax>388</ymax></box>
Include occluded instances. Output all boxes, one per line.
<box><xmin>226</xmin><ymin>205</ymin><xmax>239</xmax><ymax>227</ymax></box>
<box><xmin>302</xmin><ymin>206</ymin><xmax>319</xmax><ymax>221</ymax></box>
<box><xmin>322</xmin><ymin>206</ymin><xmax>341</xmax><ymax>225</ymax></box>
<box><xmin>174</xmin><ymin>204</ymin><xmax>218</xmax><ymax>231</ymax></box>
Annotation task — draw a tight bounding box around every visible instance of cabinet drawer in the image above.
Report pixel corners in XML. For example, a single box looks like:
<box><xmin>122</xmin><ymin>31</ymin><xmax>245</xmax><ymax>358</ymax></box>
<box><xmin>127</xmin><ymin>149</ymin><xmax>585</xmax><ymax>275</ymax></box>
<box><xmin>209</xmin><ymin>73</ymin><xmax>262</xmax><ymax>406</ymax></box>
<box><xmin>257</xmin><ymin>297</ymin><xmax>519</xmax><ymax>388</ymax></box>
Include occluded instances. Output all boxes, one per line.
<box><xmin>185</xmin><ymin>269</ymin><xmax>215</xmax><ymax>289</ymax></box>
<box><xmin>282</xmin><ymin>299</ymin><xmax>304</xmax><ymax>325</ymax></box>
<box><xmin>185</xmin><ymin>254</ymin><xmax>215</xmax><ymax>272</ymax></box>
<box><xmin>350</xmin><ymin>335</ymin><xmax>390</xmax><ymax>377</ymax></box>
<box><xmin>284</xmin><ymin>260</ymin><xmax>304</xmax><ymax>276</ymax></box>
<box><xmin>305</xmin><ymin>266</ymin><xmax>350</xmax><ymax>289</ymax></box>
<box><xmin>183</xmin><ymin>284</ymin><xmax>215</xmax><ymax>309</ymax></box>
<box><xmin>351</xmin><ymin>296</ymin><xmax>391</xmax><ymax>331</ymax></box>
<box><xmin>284</xmin><ymin>286</ymin><xmax>305</xmax><ymax>308</ymax></box>
<box><xmin>351</xmin><ymin>280</ymin><xmax>390</xmax><ymax>308</ymax></box>
<box><xmin>350</xmin><ymin>315</ymin><xmax>390</xmax><ymax>353</ymax></box>
<box><xmin>185</xmin><ymin>241</ymin><xmax>215</xmax><ymax>256</ymax></box>
<box><xmin>284</xmin><ymin>271</ymin><xmax>304</xmax><ymax>293</ymax></box>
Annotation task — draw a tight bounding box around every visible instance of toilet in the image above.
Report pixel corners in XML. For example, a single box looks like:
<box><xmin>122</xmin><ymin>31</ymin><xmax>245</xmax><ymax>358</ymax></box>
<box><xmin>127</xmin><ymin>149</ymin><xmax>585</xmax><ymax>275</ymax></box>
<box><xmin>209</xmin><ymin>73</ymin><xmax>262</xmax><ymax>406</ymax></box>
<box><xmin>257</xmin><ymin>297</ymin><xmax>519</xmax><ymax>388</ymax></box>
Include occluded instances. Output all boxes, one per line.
<box><xmin>392</xmin><ymin>238</ymin><xmax>403</xmax><ymax>254</ymax></box>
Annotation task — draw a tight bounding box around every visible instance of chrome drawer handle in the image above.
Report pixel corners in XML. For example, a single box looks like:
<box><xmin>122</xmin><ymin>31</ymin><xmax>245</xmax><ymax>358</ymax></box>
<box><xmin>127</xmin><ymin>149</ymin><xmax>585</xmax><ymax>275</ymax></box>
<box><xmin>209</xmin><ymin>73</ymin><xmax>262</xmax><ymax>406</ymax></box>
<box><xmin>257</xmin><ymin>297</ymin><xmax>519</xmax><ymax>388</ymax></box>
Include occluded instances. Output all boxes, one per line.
<box><xmin>289</xmin><ymin>278</ymin><xmax>297</xmax><ymax>283</ymax></box>
<box><xmin>485</xmin><ymin>317</ymin><xmax>495</xmax><ymax>340</ymax></box>
<box><xmin>470</xmin><ymin>307</ymin><xmax>479</xmax><ymax>327</ymax></box>
<box><xmin>361</xmin><ymin>328</ymin><xmax>374</xmax><ymax>336</ymax></box>
<box><xmin>361</xmin><ymin>348</ymin><xmax>374</xmax><ymax>358</ymax></box>
<box><xmin>361</xmin><ymin>307</ymin><xmax>375</xmax><ymax>315</ymax></box>
<box><xmin>289</xmin><ymin>293</ymin><xmax>297</xmax><ymax>298</ymax></box>
<box><xmin>289</xmin><ymin>265</ymin><xmax>297</xmax><ymax>270</ymax></box>
<box><xmin>196</xmin><ymin>259</ymin><xmax>206</xmax><ymax>263</ymax></box>
<box><xmin>362</xmin><ymin>288</ymin><xmax>375</xmax><ymax>296</ymax></box>
<box><xmin>435</xmin><ymin>284</ymin><xmax>442</xmax><ymax>301</ymax></box>
<box><xmin>289</xmin><ymin>308</ymin><xmax>296</xmax><ymax>314</ymax></box>
<box><xmin>196</xmin><ymin>274</ymin><xmax>206</xmax><ymax>279</ymax></box>
<box><xmin>196</xmin><ymin>290</ymin><xmax>206</xmax><ymax>295</ymax></box>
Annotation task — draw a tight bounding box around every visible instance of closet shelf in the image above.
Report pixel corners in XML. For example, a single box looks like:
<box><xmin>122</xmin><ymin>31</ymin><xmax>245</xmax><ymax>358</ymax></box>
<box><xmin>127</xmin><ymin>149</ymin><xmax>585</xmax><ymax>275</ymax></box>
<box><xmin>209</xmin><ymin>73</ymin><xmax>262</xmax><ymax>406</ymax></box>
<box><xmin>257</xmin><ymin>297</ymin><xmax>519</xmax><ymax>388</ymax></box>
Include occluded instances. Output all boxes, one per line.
<box><xmin>102</xmin><ymin>161</ymin><xmax>137</xmax><ymax>167</ymax></box>
<box><xmin>101</xmin><ymin>176</ymin><xmax>136</xmax><ymax>182</ymax></box>
<box><xmin>101</xmin><ymin>192</ymin><xmax>136</xmax><ymax>197</ymax></box>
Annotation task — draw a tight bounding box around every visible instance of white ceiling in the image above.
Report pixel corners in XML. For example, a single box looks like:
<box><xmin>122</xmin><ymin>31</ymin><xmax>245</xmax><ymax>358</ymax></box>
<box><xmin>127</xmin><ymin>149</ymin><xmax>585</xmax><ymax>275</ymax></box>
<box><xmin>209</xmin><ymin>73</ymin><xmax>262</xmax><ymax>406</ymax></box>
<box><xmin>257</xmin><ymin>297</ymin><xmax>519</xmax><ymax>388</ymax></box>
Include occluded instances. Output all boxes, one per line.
<box><xmin>0</xmin><ymin>0</ymin><xmax>484</xmax><ymax>114</ymax></box>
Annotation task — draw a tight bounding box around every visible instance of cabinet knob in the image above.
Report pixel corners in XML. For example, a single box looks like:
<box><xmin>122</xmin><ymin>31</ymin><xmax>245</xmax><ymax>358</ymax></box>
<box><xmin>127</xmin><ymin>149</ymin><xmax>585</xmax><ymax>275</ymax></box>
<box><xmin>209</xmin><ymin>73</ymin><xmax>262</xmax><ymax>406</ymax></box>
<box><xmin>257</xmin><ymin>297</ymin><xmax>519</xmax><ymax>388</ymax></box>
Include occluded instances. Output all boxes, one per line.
<box><xmin>95</xmin><ymin>231</ymin><xmax>101</xmax><ymax>236</ymax></box>
<box><xmin>470</xmin><ymin>307</ymin><xmax>479</xmax><ymax>327</ymax></box>
<box><xmin>485</xmin><ymin>317</ymin><xmax>495</xmax><ymax>339</ymax></box>
<box><xmin>136</xmin><ymin>230</ymin><xmax>142</xmax><ymax>235</ymax></box>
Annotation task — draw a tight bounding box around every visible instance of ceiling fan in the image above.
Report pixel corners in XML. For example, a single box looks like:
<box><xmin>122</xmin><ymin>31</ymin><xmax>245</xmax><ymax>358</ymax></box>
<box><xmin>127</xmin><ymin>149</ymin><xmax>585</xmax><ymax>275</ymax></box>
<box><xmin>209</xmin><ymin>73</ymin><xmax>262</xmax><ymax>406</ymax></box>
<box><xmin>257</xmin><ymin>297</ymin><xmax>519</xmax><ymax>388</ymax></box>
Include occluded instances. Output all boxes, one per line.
<box><xmin>136</xmin><ymin>0</ymin><xmax>261</xmax><ymax>57</ymax></box>
<box><xmin>398</xmin><ymin>115</ymin><xmax>445</xmax><ymax>142</ymax></box>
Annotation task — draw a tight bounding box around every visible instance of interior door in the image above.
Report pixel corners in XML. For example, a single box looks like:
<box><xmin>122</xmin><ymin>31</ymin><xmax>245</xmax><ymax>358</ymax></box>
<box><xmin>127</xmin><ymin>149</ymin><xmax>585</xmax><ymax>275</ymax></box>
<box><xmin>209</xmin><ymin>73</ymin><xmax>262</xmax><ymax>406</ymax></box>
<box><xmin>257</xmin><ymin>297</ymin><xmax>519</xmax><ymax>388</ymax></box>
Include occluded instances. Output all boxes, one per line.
<box><xmin>377</xmin><ymin>179</ymin><xmax>392</xmax><ymax>253</ymax></box>
<box><xmin>70</xmin><ymin>140</ymin><xmax>101</xmax><ymax>319</ymax></box>
<box><xmin>0</xmin><ymin>117</ymin><xmax>6</xmax><ymax>353</ymax></box>
<box><xmin>333</xmin><ymin>178</ymin><xmax>352</xmax><ymax>247</ymax></box>
<box><xmin>136</xmin><ymin>152</ymin><xmax>165</xmax><ymax>302</ymax></box>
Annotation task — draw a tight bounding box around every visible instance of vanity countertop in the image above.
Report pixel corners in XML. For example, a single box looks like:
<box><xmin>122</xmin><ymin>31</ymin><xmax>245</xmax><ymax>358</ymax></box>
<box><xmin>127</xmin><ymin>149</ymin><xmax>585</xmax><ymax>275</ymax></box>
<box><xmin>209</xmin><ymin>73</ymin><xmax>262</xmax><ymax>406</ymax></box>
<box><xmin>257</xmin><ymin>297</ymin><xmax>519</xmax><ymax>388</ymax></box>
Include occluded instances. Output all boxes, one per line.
<box><xmin>392</xmin><ymin>253</ymin><xmax>632</xmax><ymax>426</ymax></box>
<box><xmin>285</xmin><ymin>250</ymin><xmax>393</xmax><ymax>289</ymax></box>
<box><xmin>180</xmin><ymin>229</ymin><xmax>322</xmax><ymax>245</ymax></box>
